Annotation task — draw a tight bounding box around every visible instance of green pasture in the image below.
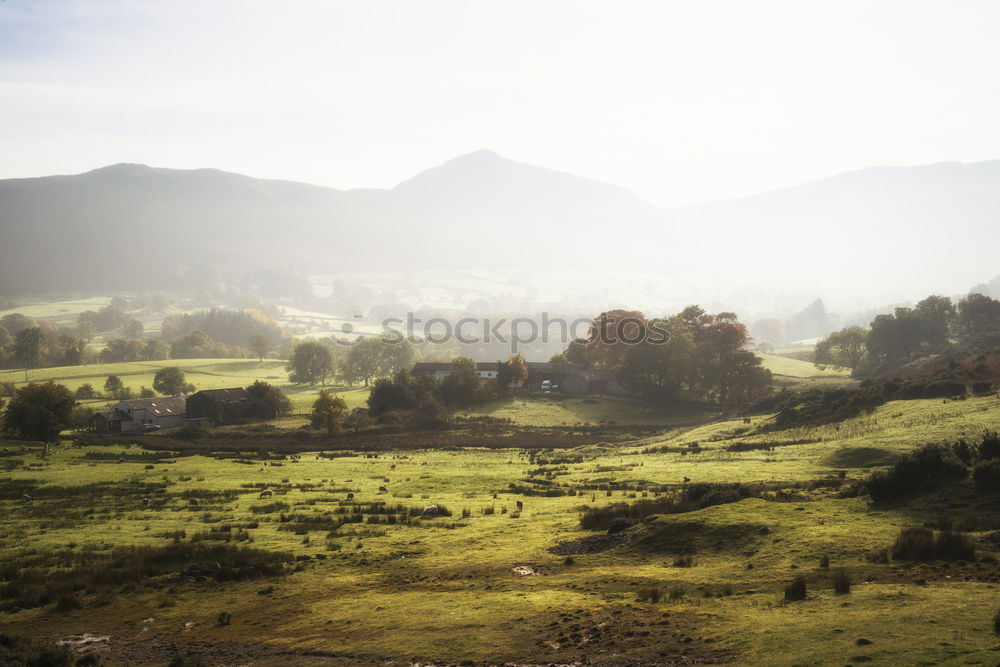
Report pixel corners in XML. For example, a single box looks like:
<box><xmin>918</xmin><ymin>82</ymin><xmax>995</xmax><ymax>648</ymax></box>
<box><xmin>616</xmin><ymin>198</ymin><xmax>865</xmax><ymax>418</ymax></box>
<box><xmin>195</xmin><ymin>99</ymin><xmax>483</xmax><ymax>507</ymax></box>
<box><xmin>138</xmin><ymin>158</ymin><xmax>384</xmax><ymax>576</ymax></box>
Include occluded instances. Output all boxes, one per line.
<box><xmin>757</xmin><ymin>353</ymin><xmax>851</xmax><ymax>379</ymax></box>
<box><xmin>0</xmin><ymin>358</ymin><xmax>369</xmax><ymax>414</ymax></box>
<box><xmin>2</xmin><ymin>389</ymin><xmax>1000</xmax><ymax>664</ymax></box>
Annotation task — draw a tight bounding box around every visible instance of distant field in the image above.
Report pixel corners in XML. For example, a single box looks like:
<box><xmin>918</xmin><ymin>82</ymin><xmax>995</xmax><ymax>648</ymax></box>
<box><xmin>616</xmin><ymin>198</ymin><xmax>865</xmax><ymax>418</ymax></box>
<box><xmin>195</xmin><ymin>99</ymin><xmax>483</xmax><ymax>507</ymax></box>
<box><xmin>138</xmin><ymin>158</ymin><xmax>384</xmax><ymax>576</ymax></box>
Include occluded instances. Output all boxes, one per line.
<box><xmin>757</xmin><ymin>352</ymin><xmax>851</xmax><ymax>378</ymax></box>
<box><xmin>0</xmin><ymin>358</ymin><xmax>369</xmax><ymax>414</ymax></box>
<box><xmin>462</xmin><ymin>394</ymin><xmax>721</xmax><ymax>427</ymax></box>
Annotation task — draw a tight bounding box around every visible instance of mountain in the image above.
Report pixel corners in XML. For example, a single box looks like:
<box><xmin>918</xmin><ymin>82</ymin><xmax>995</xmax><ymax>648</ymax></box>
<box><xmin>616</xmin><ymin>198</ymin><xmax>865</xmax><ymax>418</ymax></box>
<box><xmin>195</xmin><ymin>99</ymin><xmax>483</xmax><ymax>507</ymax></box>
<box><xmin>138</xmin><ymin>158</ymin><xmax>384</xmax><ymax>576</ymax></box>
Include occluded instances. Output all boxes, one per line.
<box><xmin>662</xmin><ymin>160</ymin><xmax>1000</xmax><ymax>296</ymax></box>
<box><xmin>0</xmin><ymin>151</ymin><xmax>659</xmax><ymax>293</ymax></box>
<box><xmin>1</xmin><ymin>152</ymin><xmax>998</xmax><ymax>306</ymax></box>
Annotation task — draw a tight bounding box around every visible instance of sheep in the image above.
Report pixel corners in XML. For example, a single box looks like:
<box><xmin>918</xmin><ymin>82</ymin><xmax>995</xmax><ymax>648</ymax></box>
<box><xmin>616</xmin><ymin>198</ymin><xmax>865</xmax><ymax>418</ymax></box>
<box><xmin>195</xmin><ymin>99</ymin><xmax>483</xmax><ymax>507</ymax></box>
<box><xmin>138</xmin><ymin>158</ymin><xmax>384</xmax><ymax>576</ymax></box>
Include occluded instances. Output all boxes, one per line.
<box><xmin>378</xmin><ymin>485</ymin><xmax>388</xmax><ymax>494</ymax></box>
<box><xmin>142</xmin><ymin>497</ymin><xmax>151</xmax><ymax>506</ymax></box>
<box><xmin>515</xmin><ymin>500</ymin><xmax>524</xmax><ymax>512</ymax></box>
<box><xmin>21</xmin><ymin>493</ymin><xmax>32</xmax><ymax>502</ymax></box>
<box><xmin>259</xmin><ymin>489</ymin><xmax>273</xmax><ymax>499</ymax></box>
<box><xmin>346</xmin><ymin>492</ymin><xmax>355</xmax><ymax>500</ymax></box>
<box><xmin>422</xmin><ymin>505</ymin><xmax>439</xmax><ymax>518</ymax></box>
<box><xmin>258</xmin><ymin>467</ymin><xmax>265</xmax><ymax>472</ymax></box>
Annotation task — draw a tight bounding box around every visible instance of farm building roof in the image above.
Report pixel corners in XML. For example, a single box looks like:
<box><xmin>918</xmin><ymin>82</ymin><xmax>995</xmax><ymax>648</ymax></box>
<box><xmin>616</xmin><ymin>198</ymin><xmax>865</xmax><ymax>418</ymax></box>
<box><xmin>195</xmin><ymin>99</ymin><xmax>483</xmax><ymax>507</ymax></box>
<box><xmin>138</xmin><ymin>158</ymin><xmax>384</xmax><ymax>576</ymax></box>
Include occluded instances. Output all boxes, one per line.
<box><xmin>117</xmin><ymin>396</ymin><xmax>188</xmax><ymax>416</ymax></box>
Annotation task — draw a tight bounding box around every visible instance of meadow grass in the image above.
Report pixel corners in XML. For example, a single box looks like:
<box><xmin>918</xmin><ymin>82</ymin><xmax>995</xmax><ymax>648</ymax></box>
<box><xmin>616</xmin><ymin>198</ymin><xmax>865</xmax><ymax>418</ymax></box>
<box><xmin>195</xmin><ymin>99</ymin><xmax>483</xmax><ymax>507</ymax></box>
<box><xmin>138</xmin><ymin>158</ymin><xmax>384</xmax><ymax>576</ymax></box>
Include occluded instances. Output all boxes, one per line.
<box><xmin>2</xmin><ymin>387</ymin><xmax>1000</xmax><ymax>663</ymax></box>
<box><xmin>0</xmin><ymin>358</ymin><xmax>369</xmax><ymax>414</ymax></box>
<box><xmin>758</xmin><ymin>353</ymin><xmax>851</xmax><ymax>378</ymax></box>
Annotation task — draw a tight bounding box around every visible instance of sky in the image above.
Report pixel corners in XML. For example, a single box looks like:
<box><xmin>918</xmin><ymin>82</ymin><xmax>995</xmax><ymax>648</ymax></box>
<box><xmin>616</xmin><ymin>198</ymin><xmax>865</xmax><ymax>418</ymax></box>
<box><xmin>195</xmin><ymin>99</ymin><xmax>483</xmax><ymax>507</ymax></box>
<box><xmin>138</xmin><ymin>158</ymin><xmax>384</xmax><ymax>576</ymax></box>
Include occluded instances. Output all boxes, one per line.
<box><xmin>2</xmin><ymin>0</ymin><xmax>1000</xmax><ymax>207</ymax></box>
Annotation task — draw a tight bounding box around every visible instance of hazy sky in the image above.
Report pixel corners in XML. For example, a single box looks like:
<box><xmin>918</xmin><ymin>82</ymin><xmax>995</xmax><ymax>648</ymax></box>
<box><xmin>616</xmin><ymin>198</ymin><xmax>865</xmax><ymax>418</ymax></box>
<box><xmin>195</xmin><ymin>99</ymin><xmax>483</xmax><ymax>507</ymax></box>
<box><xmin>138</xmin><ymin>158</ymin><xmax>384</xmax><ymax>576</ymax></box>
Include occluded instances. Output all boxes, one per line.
<box><xmin>2</xmin><ymin>0</ymin><xmax>999</xmax><ymax>207</ymax></box>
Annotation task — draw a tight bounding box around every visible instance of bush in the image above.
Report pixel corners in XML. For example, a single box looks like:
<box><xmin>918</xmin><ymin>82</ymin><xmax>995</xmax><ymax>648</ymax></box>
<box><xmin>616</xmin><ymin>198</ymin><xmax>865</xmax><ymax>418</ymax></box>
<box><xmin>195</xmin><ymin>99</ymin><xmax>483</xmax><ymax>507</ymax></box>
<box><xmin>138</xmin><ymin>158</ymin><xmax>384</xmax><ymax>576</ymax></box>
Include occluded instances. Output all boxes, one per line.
<box><xmin>890</xmin><ymin>526</ymin><xmax>975</xmax><ymax>561</ymax></box>
<box><xmin>973</xmin><ymin>460</ymin><xmax>1000</xmax><ymax>491</ymax></box>
<box><xmin>217</xmin><ymin>611</ymin><xmax>232</xmax><ymax>626</ymax></box>
<box><xmin>971</xmin><ymin>381</ymin><xmax>994</xmax><ymax>395</ymax></box>
<box><xmin>75</xmin><ymin>384</ymin><xmax>96</xmax><ymax>399</ymax></box>
<box><xmin>784</xmin><ymin>576</ymin><xmax>807</xmax><ymax>601</ymax></box>
<box><xmin>0</xmin><ymin>633</ymin><xmax>75</xmax><ymax>666</ymax></box>
<box><xmin>819</xmin><ymin>554</ymin><xmax>830</xmax><ymax>569</ymax></box>
<box><xmin>832</xmin><ymin>569</ymin><xmax>852</xmax><ymax>594</ymax></box>
<box><xmin>934</xmin><ymin>530</ymin><xmax>976</xmax><ymax>561</ymax></box>
<box><xmin>607</xmin><ymin>517</ymin><xmax>639</xmax><ymax>534</ymax></box>
<box><xmin>636</xmin><ymin>587</ymin><xmax>662</xmax><ymax>603</ymax></box>
<box><xmin>993</xmin><ymin>608</ymin><xmax>1000</xmax><ymax>636</ymax></box>
<box><xmin>891</xmin><ymin>527</ymin><xmax>936</xmax><ymax>561</ymax></box>
<box><xmin>867</xmin><ymin>444</ymin><xmax>967</xmax><ymax>502</ymax></box>
<box><xmin>673</xmin><ymin>554</ymin><xmax>695</xmax><ymax>567</ymax></box>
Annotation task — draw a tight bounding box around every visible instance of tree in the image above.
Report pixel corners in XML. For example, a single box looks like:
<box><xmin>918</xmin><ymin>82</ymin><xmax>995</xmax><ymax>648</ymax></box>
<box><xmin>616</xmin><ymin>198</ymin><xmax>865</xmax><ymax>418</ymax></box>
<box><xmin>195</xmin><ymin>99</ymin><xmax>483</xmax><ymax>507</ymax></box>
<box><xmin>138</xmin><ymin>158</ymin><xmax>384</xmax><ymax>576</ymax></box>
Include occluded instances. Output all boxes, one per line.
<box><xmin>287</xmin><ymin>341</ymin><xmax>335</xmax><ymax>385</ymax></box>
<box><xmin>121</xmin><ymin>318</ymin><xmax>145</xmax><ymax>340</ymax></box>
<box><xmin>587</xmin><ymin>310</ymin><xmax>648</xmax><ymax>369</ymax></box>
<box><xmin>814</xmin><ymin>326</ymin><xmax>868</xmax><ymax>370</ymax></box>
<box><xmin>248</xmin><ymin>334</ymin><xmax>272</xmax><ymax>362</ymax></box>
<box><xmin>13</xmin><ymin>327</ymin><xmax>45</xmax><ymax>381</ymax></box>
<box><xmin>2</xmin><ymin>381</ymin><xmax>76</xmax><ymax>441</ymax></box>
<box><xmin>496</xmin><ymin>354</ymin><xmax>529</xmax><ymax>394</ymax></box>
<box><xmin>618</xmin><ymin>316</ymin><xmax>693</xmax><ymax>400</ymax></box>
<box><xmin>342</xmin><ymin>337</ymin><xmax>385</xmax><ymax>386</ymax></box>
<box><xmin>245</xmin><ymin>380</ymin><xmax>292</xmax><ymax>417</ymax></box>
<box><xmin>59</xmin><ymin>334</ymin><xmax>89</xmax><ymax>366</ymax></box>
<box><xmin>564</xmin><ymin>338</ymin><xmax>601</xmax><ymax>368</ymax></box>
<box><xmin>956</xmin><ymin>293</ymin><xmax>1000</xmax><ymax>343</ymax></box>
<box><xmin>169</xmin><ymin>330</ymin><xmax>219</xmax><ymax>359</ymax></box>
<box><xmin>153</xmin><ymin>367</ymin><xmax>193</xmax><ymax>395</ymax></box>
<box><xmin>439</xmin><ymin>357</ymin><xmax>481</xmax><ymax>407</ymax></box>
<box><xmin>507</xmin><ymin>353</ymin><xmax>528</xmax><ymax>390</ymax></box>
<box><xmin>311</xmin><ymin>389</ymin><xmax>347</xmax><ymax>435</ymax></box>
<box><xmin>104</xmin><ymin>375</ymin><xmax>129</xmax><ymax>400</ymax></box>
<box><xmin>99</xmin><ymin>338</ymin><xmax>145</xmax><ymax>363</ymax></box>
<box><xmin>75</xmin><ymin>383</ymin><xmax>96</xmax><ymax>399</ymax></box>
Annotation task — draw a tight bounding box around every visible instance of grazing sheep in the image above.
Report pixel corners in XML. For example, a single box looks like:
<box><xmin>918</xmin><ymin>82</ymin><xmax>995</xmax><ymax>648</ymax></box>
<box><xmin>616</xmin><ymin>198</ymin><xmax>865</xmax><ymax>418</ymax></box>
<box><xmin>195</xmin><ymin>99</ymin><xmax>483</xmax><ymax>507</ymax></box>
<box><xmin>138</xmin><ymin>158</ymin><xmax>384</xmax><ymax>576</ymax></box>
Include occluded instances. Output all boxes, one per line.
<box><xmin>258</xmin><ymin>467</ymin><xmax>265</xmax><ymax>472</ymax></box>
<box><xmin>21</xmin><ymin>493</ymin><xmax>32</xmax><ymax>502</ymax></box>
<box><xmin>259</xmin><ymin>489</ymin><xmax>273</xmax><ymax>499</ymax></box>
<box><xmin>142</xmin><ymin>497</ymin><xmax>151</xmax><ymax>506</ymax></box>
<box><xmin>346</xmin><ymin>492</ymin><xmax>355</xmax><ymax>500</ymax></box>
<box><xmin>422</xmin><ymin>505</ymin><xmax>439</xmax><ymax>518</ymax></box>
<box><xmin>515</xmin><ymin>500</ymin><xmax>524</xmax><ymax>512</ymax></box>
<box><xmin>378</xmin><ymin>485</ymin><xmax>388</xmax><ymax>494</ymax></box>
<box><xmin>188</xmin><ymin>498</ymin><xmax>200</xmax><ymax>506</ymax></box>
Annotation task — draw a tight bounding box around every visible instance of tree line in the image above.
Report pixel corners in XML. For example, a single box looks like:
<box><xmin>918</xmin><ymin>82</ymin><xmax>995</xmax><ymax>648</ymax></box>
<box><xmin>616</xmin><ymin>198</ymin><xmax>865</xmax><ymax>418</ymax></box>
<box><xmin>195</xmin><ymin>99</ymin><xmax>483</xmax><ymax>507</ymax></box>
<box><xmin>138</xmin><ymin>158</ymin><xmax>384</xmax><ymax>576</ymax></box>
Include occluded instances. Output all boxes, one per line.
<box><xmin>815</xmin><ymin>292</ymin><xmax>1000</xmax><ymax>376</ymax></box>
<box><xmin>552</xmin><ymin>307</ymin><xmax>772</xmax><ymax>407</ymax></box>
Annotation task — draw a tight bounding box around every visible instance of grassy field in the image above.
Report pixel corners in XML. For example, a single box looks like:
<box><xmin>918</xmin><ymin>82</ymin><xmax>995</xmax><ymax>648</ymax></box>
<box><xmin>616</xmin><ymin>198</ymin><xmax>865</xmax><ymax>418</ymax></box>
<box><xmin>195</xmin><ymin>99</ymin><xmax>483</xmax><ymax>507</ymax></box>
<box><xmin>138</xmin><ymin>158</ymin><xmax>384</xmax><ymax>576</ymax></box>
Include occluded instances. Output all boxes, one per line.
<box><xmin>0</xmin><ymin>358</ymin><xmax>369</xmax><ymax>415</ymax></box>
<box><xmin>758</xmin><ymin>353</ymin><xmax>851</xmax><ymax>379</ymax></box>
<box><xmin>2</xmin><ymin>387</ymin><xmax>1000</xmax><ymax>664</ymax></box>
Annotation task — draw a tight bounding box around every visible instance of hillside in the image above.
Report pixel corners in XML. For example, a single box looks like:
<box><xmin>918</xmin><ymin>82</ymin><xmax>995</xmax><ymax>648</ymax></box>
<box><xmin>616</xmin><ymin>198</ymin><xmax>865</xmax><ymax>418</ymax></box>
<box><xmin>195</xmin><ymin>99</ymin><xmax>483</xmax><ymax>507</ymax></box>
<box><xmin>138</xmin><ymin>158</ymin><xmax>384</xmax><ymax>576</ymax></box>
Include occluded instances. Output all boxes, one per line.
<box><xmin>3</xmin><ymin>154</ymin><xmax>1000</xmax><ymax>303</ymax></box>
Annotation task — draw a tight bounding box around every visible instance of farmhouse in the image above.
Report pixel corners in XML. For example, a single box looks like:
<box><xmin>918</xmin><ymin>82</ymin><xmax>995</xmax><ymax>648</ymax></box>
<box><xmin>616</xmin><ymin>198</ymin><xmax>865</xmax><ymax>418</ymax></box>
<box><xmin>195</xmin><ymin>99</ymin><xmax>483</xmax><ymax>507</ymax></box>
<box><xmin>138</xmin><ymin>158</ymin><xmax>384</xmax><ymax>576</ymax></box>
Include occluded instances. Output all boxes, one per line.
<box><xmin>185</xmin><ymin>387</ymin><xmax>273</xmax><ymax>424</ymax></box>
<box><xmin>411</xmin><ymin>361</ymin><xmax>503</xmax><ymax>380</ymax></box>
<box><xmin>89</xmin><ymin>396</ymin><xmax>188</xmax><ymax>433</ymax></box>
<box><xmin>409</xmin><ymin>361</ymin><xmax>626</xmax><ymax>395</ymax></box>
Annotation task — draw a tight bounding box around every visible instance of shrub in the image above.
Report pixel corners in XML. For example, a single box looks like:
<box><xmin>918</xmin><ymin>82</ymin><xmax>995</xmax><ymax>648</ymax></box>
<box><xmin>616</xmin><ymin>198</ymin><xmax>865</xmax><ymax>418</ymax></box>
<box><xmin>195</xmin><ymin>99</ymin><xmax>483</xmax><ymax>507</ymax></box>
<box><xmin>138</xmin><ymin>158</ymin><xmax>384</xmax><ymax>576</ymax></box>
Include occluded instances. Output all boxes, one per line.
<box><xmin>607</xmin><ymin>517</ymin><xmax>639</xmax><ymax>534</ymax></box>
<box><xmin>673</xmin><ymin>554</ymin><xmax>695</xmax><ymax>567</ymax></box>
<box><xmin>636</xmin><ymin>587</ymin><xmax>662</xmax><ymax>603</ymax></box>
<box><xmin>993</xmin><ymin>608</ymin><xmax>1000</xmax><ymax>636</ymax></box>
<box><xmin>972</xmin><ymin>381</ymin><xmax>994</xmax><ymax>395</ymax></box>
<box><xmin>75</xmin><ymin>383</ymin><xmax>96</xmax><ymax>399</ymax></box>
<box><xmin>217</xmin><ymin>611</ymin><xmax>232</xmax><ymax>626</ymax></box>
<box><xmin>0</xmin><ymin>633</ymin><xmax>75</xmax><ymax>666</ymax></box>
<box><xmin>832</xmin><ymin>569</ymin><xmax>852</xmax><ymax>594</ymax></box>
<box><xmin>867</xmin><ymin>444</ymin><xmax>967</xmax><ymax>502</ymax></box>
<box><xmin>819</xmin><ymin>554</ymin><xmax>830</xmax><ymax>569</ymax></box>
<box><xmin>890</xmin><ymin>526</ymin><xmax>975</xmax><ymax>561</ymax></box>
<box><xmin>973</xmin><ymin>460</ymin><xmax>1000</xmax><ymax>491</ymax></box>
<box><xmin>168</xmin><ymin>653</ymin><xmax>210</xmax><ymax>667</ymax></box>
<box><xmin>934</xmin><ymin>530</ymin><xmax>976</xmax><ymax>561</ymax></box>
<box><xmin>784</xmin><ymin>576</ymin><xmax>807</xmax><ymax>601</ymax></box>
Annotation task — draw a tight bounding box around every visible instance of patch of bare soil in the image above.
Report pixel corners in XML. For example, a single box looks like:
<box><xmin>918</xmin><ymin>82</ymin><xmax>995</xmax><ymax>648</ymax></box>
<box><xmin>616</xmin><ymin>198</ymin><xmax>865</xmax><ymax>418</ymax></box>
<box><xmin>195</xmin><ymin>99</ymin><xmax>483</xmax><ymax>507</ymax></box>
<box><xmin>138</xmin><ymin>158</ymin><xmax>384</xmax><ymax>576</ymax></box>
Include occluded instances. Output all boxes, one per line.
<box><xmin>548</xmin><ymin>532</ymin><xmax>631</xmax><ymax>555</ymax></box>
